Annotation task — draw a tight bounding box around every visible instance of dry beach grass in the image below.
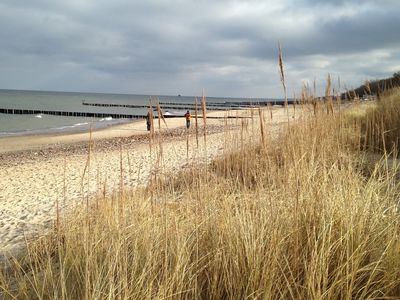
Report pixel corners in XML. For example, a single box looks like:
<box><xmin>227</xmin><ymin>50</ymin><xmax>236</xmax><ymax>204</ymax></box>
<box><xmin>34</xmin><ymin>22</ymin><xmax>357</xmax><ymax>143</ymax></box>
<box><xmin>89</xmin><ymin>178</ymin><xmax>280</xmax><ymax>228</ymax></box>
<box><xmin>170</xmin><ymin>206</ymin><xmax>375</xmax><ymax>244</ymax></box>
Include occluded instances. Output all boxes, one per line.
<box><xmin>0</xmin><ymin>92</ymin><xmax>400</xmax><ymax>298</ymax></box>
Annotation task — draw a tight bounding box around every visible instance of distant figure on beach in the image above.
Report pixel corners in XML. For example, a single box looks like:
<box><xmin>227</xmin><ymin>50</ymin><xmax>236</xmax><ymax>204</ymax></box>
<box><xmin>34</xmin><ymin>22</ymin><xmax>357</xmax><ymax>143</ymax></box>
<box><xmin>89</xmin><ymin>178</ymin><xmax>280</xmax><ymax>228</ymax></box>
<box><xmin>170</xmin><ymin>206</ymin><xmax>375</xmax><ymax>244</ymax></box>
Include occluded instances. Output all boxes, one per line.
<box><xmin>146</xmin><ymin>112</ymin><xmax>152</xmax><ymax>131</ymax></box>
<box><xmin>184</xmin><ymin>110</ymin><xmax>191</xmax><ymax>129</ymax></box>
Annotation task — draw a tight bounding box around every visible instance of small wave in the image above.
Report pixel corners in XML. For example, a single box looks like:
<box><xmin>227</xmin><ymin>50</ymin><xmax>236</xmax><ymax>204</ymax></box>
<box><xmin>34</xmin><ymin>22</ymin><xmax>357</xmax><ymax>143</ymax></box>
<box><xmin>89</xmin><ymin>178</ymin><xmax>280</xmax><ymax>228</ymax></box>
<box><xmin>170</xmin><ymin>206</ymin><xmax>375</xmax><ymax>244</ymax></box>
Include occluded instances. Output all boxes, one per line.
<box><xmin>72</xmin><ymin>122</ymin><xmax>89</xmax><ymax>127</ymax></box>
<box><xmin>0</xmin><ymin>131</ymin><xmax>19</xmax><ymax>136</ymax></box>
<box><xmin>99</xmin><ymin>116</ymin><xmax>113</xmax><ymax>121</ymax></box>
<box><xmin>35</xmin><ymin>114</ymin><xmax>43</xmax><ymax>118</ymax></box>
<box><xmin>54</xmin><ymin>126</ymin><xmax>74</xmax><ymax>130</ymax></box>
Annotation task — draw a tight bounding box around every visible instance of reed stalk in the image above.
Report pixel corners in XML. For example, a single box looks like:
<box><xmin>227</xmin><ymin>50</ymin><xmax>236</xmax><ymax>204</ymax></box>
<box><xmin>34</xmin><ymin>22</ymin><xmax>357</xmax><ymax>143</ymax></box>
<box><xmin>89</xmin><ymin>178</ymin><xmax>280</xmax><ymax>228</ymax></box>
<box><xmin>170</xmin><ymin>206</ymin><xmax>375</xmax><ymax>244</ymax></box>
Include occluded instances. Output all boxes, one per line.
<box><xmin>201</xmin><ymin>91</ymin><xmax>207</xmax><ymax>146</ymax></box>
<box><xmin>278</xmin><ymin>42</ymin><xmax>289</xmax><ymax>122</ymax></box>
<box><xmin>195</xmin><ymin>97</ymin><xmax>199</xmax><ymax>148</ymax></box>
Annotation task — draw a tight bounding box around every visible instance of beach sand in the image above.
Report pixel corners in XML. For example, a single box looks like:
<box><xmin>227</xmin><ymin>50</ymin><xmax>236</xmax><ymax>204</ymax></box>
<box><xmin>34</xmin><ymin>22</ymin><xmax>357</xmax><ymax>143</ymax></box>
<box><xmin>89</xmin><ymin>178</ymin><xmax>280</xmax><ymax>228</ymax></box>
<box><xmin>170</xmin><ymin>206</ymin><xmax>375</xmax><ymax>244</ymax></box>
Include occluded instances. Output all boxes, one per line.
<box><xmin>0</xmin><ymin>108</ymin><xmax>291</xmax><ymax>261</ymax></box>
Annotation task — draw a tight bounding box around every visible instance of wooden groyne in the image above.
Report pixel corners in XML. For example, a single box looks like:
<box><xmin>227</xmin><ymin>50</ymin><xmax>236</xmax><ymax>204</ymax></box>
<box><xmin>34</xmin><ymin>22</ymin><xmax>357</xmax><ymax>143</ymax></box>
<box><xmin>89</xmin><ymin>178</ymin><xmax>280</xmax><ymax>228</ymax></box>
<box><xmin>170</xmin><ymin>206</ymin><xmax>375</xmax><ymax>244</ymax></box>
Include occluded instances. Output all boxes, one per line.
<box><xmin>0</xmin><ymin>108</ymin><xmax>147</xmax><ymax>119</ymax></box>
<box><xmin>81</xmin><ymin>101</ymin><xmax>148</xmax><ymax>109</ymax></box>
<box><xmin>159</xmin><ymin>101</ymin><xmax>236</xmax><ymax>107</ymax></box>
<box><xmin>81</xmin><ymin>99</ymin><xmax>295</xmax><ymax>110</ymax></box>
<box><xmin>81</xmin><ymin>100</ymin><xmax>237</xmax><ymax>111</ymax></box>
<box><xmin>0</xmin><ymin>108</ymin><xmax>250</xmax><ymax>119</ymax></box>
<box><xmin>224</xmin><ymin>100</ymin><xmax>295</xmax><ymax>106</ymax></box>
<box><xmin>159</xmin><ymin>100</ymin><xmax>295</xmax><ymax>107</ymax></box>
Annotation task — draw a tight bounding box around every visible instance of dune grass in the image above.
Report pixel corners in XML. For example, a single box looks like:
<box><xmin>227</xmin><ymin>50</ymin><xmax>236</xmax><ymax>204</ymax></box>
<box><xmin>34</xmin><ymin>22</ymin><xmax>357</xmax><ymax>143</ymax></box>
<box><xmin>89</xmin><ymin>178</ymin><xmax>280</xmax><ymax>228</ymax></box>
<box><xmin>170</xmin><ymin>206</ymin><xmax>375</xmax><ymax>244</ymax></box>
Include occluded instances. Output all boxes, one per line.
<box><xmin>1</xmin><ymin>98</ymin><xmax>400</xmax><ymax>299</ymax></box>
<box><xmin>356</xmin><ymin>88</ymin><xmax>400</xmax><ymax>154</ymax></box>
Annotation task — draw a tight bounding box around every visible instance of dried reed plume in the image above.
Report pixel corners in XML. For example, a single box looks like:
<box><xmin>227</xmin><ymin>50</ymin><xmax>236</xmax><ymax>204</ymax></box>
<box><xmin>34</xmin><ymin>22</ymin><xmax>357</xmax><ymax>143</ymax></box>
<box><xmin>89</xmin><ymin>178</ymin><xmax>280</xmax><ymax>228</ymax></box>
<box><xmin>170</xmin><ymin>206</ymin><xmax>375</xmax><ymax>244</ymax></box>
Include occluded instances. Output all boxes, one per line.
<box><xmin>278</xmin><ymin>42</ymin><xmax>289</xmax><ymax>121</ymax></box>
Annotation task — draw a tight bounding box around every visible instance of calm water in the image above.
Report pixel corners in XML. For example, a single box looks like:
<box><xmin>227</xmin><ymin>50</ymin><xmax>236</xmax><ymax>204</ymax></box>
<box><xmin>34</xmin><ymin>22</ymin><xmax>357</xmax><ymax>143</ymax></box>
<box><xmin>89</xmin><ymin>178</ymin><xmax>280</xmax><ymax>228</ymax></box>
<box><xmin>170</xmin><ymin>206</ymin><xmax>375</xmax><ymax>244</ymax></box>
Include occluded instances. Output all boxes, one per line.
<box><xmin>0</xmin><ymin>89</ymin><xmax>266</xmax><ymax>136</ymax></box>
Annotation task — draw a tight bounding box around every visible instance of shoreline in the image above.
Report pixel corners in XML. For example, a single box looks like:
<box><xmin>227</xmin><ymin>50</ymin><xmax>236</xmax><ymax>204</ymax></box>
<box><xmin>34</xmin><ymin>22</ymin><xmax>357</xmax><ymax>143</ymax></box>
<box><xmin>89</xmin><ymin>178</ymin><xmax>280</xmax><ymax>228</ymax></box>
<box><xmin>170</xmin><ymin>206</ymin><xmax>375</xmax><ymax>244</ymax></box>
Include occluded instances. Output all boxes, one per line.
<box><xmin>0</xmin><ymin>116</ymin><xmax>133</xmax><ymax>138</ymax></box>
<box><xmin>0</xmin><ymin>110</ymin><xmax>237</xmax><ymax>154</ymax></box>
<box><xmin>0</xmin><ymin>118</ymin><xmax>145</xmax><ymax>154</ymax></box>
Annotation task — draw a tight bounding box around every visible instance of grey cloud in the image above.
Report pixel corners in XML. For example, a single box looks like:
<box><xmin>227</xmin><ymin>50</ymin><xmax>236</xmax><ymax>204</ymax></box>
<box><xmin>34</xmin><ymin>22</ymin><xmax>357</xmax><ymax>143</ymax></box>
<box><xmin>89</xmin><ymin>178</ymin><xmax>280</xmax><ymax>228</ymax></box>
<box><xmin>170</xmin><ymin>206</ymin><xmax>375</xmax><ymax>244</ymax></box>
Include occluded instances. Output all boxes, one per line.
<box><xmin>0</xmin><ymin>0</ymin><xmax>399</xmax><ymax>97</ymax></box>
<box><xmin>295</xmin><ymin>0</ymin><xmax>397</xmax><ymax>6</ymax></box>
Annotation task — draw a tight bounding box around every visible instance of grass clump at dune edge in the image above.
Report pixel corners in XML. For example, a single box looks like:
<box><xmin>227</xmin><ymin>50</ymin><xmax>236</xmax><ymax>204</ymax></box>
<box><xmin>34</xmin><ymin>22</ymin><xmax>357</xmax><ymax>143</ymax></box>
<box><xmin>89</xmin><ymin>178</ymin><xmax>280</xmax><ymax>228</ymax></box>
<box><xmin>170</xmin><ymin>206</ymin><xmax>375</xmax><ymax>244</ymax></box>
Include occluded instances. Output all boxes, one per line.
<box><xmin>356</xmin><ymin>88</ymin><xmax>400</xmax><ymax>154</ymax></box>
<box><xmin>1</xmin><ymin>100</ymin><xmax>400</xmax><ymax>299</ymax></box>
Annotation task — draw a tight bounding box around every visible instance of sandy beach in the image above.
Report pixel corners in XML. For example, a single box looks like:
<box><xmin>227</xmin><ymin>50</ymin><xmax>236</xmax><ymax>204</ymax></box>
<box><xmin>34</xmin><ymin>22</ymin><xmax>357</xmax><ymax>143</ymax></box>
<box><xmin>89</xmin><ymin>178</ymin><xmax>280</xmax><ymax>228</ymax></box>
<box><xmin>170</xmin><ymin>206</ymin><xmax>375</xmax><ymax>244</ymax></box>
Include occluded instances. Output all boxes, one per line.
<box><xmin>0</xmin><ymin>107</ymin><xmax>290</xmax><ymax>261</ymax></box>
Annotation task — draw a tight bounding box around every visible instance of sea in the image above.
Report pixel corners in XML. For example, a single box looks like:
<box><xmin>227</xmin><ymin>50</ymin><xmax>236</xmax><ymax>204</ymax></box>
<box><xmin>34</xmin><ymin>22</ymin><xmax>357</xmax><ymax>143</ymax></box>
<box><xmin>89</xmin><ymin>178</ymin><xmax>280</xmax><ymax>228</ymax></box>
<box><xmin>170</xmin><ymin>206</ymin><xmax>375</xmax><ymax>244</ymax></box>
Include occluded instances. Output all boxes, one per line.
<box><xmin>0</xmin><ymin>89</ymin><xmax>267</xmax><ymax>137</ymax></box>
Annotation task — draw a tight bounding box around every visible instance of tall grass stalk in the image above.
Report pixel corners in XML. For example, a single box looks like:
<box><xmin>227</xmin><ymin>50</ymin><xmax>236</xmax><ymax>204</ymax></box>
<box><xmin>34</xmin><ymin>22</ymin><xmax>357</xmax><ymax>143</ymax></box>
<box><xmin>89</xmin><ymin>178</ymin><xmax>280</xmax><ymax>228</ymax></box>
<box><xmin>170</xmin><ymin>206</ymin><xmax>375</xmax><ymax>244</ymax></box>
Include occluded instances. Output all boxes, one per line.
<box><xmin>325</xmin><ymin>73</ymin><xmax>334</xmax><ymax>115</ymax></box>
<box><xmin>148</xmin><ymin>101</ymin><xmax>154</xmax><ymax>154</ymax></box>
<box><xmin>195</xmin><ymin>97</ymin><xmax>199</xmax><ymax>148</ymax></box>
<box><xmin>156</xmin><ymin>99</ymin><xmax>162</xmax><ymax>130</ymax></box>
<box><xmin>278</xmin><ymin>42</ymin><xmax>289</xmax><ymax>122</ymax></box>
<box><xmin>201</xmin><ymin>92</ymin><xmax>207</xmax><ymax>146</ymax></box>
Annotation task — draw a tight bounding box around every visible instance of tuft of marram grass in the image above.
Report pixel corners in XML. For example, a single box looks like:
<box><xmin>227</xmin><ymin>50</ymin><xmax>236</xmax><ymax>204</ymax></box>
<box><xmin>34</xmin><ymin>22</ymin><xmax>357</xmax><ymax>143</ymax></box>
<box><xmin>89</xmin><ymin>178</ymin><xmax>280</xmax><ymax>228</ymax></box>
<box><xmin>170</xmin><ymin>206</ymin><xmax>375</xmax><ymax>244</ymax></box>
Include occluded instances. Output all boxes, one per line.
<box><xmin>358</xmin><ymin>88</ymin><xmax>400</xmax><ymax>154</ymax></box>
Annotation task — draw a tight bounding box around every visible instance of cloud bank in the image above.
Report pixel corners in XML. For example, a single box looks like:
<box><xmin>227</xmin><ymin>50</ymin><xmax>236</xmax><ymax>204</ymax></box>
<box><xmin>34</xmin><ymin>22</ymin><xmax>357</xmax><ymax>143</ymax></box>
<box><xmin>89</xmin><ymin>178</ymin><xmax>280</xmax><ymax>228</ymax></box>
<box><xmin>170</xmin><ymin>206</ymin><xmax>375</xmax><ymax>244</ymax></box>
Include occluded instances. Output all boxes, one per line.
<box><xmin>0</xmin><ymin>0</ymin><xmax>399</xmax><ymax>97</ymax></box>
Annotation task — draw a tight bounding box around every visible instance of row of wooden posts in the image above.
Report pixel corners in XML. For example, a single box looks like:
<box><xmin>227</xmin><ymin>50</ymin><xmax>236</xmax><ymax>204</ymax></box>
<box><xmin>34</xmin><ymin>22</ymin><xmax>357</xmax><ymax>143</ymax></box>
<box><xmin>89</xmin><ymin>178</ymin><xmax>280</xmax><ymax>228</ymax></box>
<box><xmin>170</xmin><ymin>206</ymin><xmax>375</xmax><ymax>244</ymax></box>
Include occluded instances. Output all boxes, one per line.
<box><xmin>0</xmin><ymin>99</ymin><xmax>293</xmax><ymax>119</ymax></box>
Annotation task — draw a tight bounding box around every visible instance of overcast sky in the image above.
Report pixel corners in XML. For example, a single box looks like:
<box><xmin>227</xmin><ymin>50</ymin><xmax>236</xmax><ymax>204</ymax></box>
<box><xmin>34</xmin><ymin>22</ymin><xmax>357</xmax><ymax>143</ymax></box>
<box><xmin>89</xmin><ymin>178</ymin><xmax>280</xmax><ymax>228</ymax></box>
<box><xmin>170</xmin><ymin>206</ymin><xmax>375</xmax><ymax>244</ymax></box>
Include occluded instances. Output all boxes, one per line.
<box><xmin>0</xmin><ymin>0</ymin><xmax>399</xmax><ymax>98</ymax></box>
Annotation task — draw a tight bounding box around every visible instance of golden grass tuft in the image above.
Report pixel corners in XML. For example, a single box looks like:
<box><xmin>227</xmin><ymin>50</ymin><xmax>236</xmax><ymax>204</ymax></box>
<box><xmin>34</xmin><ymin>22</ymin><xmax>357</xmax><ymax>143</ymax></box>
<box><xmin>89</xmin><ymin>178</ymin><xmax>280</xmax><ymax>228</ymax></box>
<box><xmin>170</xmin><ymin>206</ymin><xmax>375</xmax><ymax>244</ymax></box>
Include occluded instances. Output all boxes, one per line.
<box><xmin>358</xmin><ymin>88</ymin><xmax>400</xmax><ymax>154</ymax></box>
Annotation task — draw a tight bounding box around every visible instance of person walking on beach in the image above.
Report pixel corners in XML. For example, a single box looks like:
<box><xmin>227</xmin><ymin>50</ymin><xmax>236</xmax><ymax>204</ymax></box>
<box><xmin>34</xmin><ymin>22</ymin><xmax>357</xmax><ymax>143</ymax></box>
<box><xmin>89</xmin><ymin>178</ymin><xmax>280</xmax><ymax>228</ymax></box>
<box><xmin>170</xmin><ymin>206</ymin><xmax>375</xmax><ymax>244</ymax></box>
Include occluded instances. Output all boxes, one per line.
<box><xmin>184</xmin><ymin>110</ymin><xmax>191</xmax><ymax>129</ymax></box>
<box><xmin>146</xmin><ymin>112</ymin><xmax>152</xmax><ymax>131</ymax></box>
